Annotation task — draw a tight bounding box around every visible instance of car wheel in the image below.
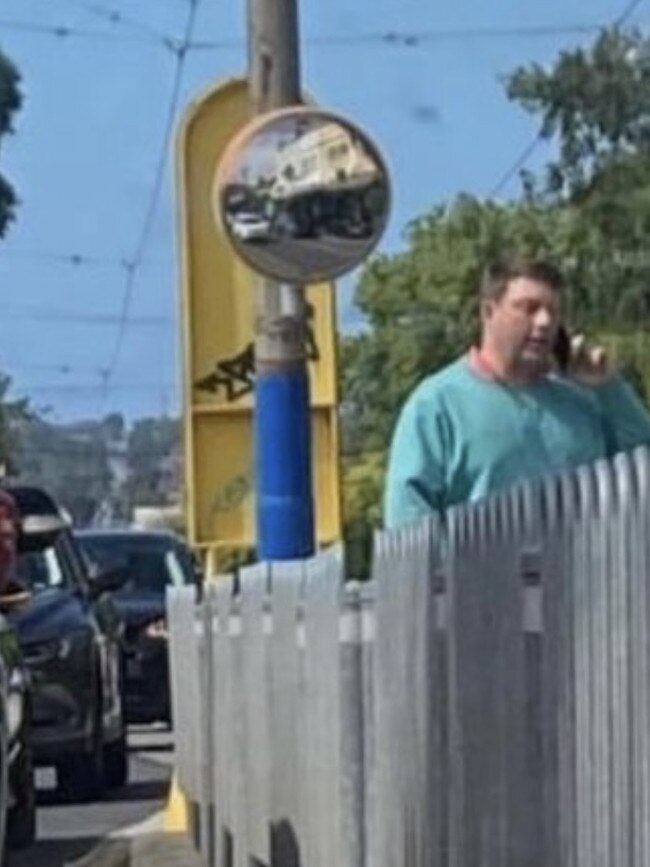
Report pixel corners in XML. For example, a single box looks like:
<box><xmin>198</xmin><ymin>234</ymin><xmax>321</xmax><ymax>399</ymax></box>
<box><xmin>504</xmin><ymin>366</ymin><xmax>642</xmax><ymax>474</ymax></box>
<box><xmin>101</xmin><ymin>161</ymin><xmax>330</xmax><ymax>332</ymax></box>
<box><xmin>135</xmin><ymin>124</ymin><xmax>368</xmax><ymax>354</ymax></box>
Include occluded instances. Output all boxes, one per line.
<box><xmin>57</xmin><ymin>704</ymin><xmax>104</xmax><ymax>802</ymax></box>
<box><xmin>7</xmin><ymin>736</ymin><xmax>35</xmax><ymax>850</ymax></box>
<box><xmin>103</xmin><ymin>718</ymin><xmax>128</xmax><ymax>789</ymax></box>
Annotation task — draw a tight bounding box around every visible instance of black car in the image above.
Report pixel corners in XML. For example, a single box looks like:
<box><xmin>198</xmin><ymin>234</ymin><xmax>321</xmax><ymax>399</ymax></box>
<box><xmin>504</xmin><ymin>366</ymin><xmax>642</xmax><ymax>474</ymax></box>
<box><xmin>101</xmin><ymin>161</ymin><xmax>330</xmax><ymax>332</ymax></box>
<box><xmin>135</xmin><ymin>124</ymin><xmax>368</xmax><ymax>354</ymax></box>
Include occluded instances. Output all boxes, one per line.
<box><xmin>4</xmin><ymin>485</ymin><xmax>128</xmax><ymax>801</ymax></box>
<box><xmin>75</xmin><ymin>530</ymin><xmax>198</xmax><ymax>725</ymax></box>
<box><xmin>0</xmin><ymin>610</ymin><xmax>35</xmax><ymax>856</ymax></box>
<box><xmin>0</xmin><ymin>488</ymin><xmax>36</xmax><ymax>856</ymax></box>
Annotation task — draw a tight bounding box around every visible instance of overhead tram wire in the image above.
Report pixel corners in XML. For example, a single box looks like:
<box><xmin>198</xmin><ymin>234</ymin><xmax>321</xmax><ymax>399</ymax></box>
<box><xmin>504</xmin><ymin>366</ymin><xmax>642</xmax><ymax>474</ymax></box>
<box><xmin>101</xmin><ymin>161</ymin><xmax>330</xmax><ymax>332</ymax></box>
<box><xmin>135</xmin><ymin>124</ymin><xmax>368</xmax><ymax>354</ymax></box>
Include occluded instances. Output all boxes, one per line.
<box><xmin>0</xmin><ymin>249</ymin><xmax>130</xmax><ymax>269</ymax></box>
<box><xmin>2</xmin><ymin>5</ymin><xmax>643</xmax><ymax>407</ymax></box>
<box><xmin>99</xmin><ymin>0</ymin><xmax>201</xmax><ymax>402</ymax></box>
<box><xmin>0</xmin><ymin>17</ymin><xmax>165</xmax><ymax>46</ymax></box>
<box><xmin>0</xmin><ymin>308</ymin><xmax>171</xmax><ymax>326</ymax></box>
<box><xmin>0</xmin><ymin>18</ymin><xmax>633</xmax><ymax>51</ymax></box>
<box><xmin>488</xmin><ymin>0</ymin><xmax>645</xmax><ymax>198</ymax></box>
<box><xmin>56</xmin><ymin>0</ymin><xmax>175</xmax><ymax>46</ymax></box>
<box><xmin>191</xmin><ymin>23</ymin><xmax>603</xmax><ymax>50</ymax></box>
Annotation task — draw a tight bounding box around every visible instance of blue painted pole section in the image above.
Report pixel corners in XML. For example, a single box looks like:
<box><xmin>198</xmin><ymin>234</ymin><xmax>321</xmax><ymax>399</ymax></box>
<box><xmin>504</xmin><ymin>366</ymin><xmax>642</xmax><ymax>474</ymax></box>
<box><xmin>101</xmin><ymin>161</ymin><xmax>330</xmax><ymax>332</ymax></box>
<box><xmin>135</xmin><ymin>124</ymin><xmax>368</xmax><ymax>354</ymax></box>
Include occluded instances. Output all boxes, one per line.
<box><xmin>255</xmin><ymin>365</ymin><xmax>315</xmax><ymax>560</ymax></box>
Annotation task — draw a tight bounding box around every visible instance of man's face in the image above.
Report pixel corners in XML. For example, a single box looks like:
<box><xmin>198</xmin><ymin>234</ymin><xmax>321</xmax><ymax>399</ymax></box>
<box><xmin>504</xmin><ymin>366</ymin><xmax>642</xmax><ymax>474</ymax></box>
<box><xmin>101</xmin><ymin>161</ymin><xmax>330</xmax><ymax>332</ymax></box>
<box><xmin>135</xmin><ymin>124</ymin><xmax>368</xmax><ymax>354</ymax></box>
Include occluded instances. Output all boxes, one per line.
<box><xmin>482</xmin><ymin>277</ymin><xmax>561</xmax><ymax>374</ymax></box>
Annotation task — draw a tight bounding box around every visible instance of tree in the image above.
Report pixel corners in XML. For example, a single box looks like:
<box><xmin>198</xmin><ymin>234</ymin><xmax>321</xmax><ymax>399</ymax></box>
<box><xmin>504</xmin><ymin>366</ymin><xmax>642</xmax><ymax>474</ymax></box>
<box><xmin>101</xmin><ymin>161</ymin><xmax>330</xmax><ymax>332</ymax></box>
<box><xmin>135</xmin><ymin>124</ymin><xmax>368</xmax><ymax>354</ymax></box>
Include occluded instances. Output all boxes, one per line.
<box><xmin>342</xmin><ymin>195</ymin><xmax>584</xmax><ymax>453</ymax></box>
<box><xmin>340</xmin><ymin>26</ymin><xmax>650</xmax><ymax>574</ymax></box>
<box><xmin>508</xmin><ymin>29</ymin><xmax>650</xmax><ymax>200</ymax></box>
<box><xmin>16</xmin><ymin>417</ymin><xmax>112</xmax><ymax>525</ymax></box>
<box><xmin>340</xmin><ymin>195</ymin><xmax>574</xmax><ymax>571</ymax></box>
<box><xmin>125</xmin><ymin>417</ymin><xmax>180</xmax><ymax>512</ymax></box>
<box><xmin>0</xmin><ymin>374</ymin><xmax>31</xmax><ymax>473</ymax></box>
<box><xmin>0</xmin><ymin>49</ymin><xmax>22</xmax><ymax>237</ymax></box>
<box><xmin>507</xmin><ymin>26</ymin><xmax>650</xmax><ymax>391</ymax></box>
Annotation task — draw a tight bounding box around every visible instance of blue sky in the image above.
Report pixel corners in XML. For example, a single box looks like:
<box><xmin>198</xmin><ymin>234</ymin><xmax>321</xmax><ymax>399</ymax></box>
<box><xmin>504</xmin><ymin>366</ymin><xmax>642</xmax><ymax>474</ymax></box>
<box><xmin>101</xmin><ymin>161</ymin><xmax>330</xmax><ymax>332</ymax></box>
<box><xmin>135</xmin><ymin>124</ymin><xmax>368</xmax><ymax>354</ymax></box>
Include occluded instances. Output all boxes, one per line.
<box><xmin>0</xmin><ymin>0</ymin><xmax>645</xmax><ymax>421</ymax></box>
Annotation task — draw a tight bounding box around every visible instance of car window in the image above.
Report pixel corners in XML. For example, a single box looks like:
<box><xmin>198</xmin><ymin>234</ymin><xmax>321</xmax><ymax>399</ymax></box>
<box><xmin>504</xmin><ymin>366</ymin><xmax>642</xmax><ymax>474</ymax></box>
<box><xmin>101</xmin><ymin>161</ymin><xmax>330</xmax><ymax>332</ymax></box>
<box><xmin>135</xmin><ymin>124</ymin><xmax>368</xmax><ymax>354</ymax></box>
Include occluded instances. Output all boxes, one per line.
<box><xmin>78</xmin><ymin>536</ymin><xmax>193</xmax><ymax>593</ymax></box>
<box><xmin>17</xmin><ymin>546</ymin><xmax>66</xmax><ymax>591</ymax></box>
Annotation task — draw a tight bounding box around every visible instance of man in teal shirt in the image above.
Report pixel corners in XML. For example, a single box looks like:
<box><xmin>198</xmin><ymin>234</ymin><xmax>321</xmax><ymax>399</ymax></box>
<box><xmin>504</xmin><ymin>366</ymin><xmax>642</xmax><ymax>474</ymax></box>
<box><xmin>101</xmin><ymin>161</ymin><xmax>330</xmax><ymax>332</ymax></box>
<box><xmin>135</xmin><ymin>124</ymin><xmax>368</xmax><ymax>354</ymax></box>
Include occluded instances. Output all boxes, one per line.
<box><xmin>384</xmin><ymin>258</ymin><xmax>650</xmax><ymax>529</ymax></box>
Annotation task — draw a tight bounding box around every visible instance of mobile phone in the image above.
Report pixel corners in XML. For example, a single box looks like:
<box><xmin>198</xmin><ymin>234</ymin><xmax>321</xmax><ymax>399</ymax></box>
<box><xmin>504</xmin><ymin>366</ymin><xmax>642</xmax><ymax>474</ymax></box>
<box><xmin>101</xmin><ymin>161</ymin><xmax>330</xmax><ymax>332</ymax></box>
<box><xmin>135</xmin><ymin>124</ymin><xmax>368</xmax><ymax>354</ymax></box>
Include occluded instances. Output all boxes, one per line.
<box><xmin>553</xmin><ymin>325</ymin><xmax>571</xmax><ymax>373</ymax></box>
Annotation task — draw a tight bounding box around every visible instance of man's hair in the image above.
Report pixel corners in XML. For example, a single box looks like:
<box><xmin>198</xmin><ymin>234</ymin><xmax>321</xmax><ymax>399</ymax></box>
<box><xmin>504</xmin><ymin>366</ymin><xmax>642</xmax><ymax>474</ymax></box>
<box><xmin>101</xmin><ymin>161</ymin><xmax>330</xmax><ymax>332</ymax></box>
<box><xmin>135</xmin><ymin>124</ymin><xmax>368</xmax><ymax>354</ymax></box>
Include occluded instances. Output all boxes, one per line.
<box><xmin>480</xmin><ymin>258</ymin><xmax>564</xmax><ymax>302</ymax></box>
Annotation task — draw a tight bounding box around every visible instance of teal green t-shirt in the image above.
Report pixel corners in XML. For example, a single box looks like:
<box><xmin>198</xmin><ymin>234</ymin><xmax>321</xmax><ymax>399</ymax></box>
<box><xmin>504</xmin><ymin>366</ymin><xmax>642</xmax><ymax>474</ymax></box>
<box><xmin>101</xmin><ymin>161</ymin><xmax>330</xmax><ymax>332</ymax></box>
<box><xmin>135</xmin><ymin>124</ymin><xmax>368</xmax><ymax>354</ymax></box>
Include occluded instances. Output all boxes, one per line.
<box><xmin>384</xmin><ymin>355</ymin><xmax>650</xmax><ymax>529</ymax></box>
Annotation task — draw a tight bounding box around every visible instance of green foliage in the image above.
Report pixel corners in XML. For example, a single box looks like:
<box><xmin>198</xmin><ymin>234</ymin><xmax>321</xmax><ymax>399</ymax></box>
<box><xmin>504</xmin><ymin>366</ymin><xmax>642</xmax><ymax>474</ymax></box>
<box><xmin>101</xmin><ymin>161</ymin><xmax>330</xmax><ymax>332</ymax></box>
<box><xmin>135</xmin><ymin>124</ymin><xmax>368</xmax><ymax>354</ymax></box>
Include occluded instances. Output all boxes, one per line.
<box><xmin>0</xmin><ymin>374</ymin><xmax>31</xmax><ymax>473</ymax></box>
<box><xmin>0</xmin><ymin>49</ymin><xmax>21</xmax><ymax>238</ymax></box>
<box><xmin>14</xmin><ymin>414</ymin><xmax>181</xmax><ymax>527</ymax></box>
<box><xmin>124</xmin><ymin>417</ymin><xmax>180</xmax><ymax>511</ymax></box>
<box><xmin>341</xmin><ymin>195</ymin><xmax>589</xmax><ymax>455</ymax></box>
<box><xmin>342</xmin><ymin>451</ymin><xmax>385</xmax><ymax>579</ymax></box>
<box><xmin>17</xmin><ymin>417</ymin><xmax>113</xmax><ymax>525</ymax></box>
<box><xmin>340</xmin><ymin>25</ymin><xmax>650</xmax><ymax>575</ymax></box>
<box><xmin>508</xmin><ymin>29</ymin><xmax>650</xmax><ymax>197</ymax></box>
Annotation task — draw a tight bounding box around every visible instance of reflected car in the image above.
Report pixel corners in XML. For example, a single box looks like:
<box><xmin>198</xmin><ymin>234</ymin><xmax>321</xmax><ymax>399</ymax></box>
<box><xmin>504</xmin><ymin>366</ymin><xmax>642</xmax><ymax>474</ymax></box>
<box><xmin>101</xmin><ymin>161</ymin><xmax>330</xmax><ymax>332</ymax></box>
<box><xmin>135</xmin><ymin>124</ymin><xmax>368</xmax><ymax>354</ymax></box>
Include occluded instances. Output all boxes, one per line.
<box><xmin>75</xmin><ymin>530</ymin><xmax>198</xmax><ymax>726</ymax></box>
<box><xmin>229</xmin><ymin>212</ymin><xmax>272</xmax><ymax>242</ymax></box>
<box><xmin>3</xmin><ymin>484</ymin><xmax>128</xmax><ymax>802</ymax></box>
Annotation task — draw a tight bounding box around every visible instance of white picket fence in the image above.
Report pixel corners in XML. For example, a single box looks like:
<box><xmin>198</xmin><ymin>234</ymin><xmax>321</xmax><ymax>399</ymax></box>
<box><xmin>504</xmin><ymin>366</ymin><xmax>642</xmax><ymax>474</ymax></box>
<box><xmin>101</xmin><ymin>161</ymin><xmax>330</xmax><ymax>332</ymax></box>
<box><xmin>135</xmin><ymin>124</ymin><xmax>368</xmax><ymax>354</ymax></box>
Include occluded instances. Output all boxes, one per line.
<box><xmin>169</xmin><ymin>446</ymin><xmax>650</xmax><ymax>867</ymax></box>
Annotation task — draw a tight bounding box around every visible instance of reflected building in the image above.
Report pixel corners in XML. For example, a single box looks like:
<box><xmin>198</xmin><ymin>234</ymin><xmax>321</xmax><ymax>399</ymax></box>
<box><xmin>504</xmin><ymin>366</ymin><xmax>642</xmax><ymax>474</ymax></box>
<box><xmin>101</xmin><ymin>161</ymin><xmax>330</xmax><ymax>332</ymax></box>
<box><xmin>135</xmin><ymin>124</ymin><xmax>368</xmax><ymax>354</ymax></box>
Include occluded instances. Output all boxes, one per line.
<box><xmin>267</xmin><ymin>121</ymin><xmax>387</xmax><ymax>240</ymax></box>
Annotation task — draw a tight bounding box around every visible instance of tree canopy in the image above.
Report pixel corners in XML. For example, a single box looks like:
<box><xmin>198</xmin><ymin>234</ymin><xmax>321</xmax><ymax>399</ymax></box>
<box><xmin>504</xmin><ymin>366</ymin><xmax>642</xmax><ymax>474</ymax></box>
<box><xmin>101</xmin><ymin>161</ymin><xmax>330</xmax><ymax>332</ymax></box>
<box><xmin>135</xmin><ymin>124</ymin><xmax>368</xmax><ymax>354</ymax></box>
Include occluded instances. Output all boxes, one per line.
<box><xmin>0</xmin><ymin>48</ymin><xmax>21</xmax><ymax>238</ymax></box>
<box><xmin>341</xmin><ymin>26</ymin><xmax>650</xmax><ymax>573</ymax></box>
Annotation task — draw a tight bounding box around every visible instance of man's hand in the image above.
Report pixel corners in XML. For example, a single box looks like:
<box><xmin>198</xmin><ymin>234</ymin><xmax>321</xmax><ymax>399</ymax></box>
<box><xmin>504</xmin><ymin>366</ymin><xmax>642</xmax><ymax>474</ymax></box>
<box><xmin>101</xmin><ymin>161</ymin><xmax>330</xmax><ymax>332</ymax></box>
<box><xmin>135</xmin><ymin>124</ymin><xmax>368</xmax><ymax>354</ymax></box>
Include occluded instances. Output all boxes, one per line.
<box><xmin>567</xmin><ymin>333</ymin><xmax>616</xmax><ymax>386</ymax></box>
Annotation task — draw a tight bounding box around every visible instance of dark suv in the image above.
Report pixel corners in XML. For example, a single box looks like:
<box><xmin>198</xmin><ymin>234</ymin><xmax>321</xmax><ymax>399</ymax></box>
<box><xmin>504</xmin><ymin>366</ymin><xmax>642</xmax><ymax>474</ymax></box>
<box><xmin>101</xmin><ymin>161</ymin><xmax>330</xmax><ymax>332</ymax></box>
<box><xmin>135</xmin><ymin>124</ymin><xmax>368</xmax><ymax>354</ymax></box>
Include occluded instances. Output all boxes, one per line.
<box><xmin>0</xmin><ymin>488</ymin><xmax>36</xmax><ymax>857</ymax></box>
<box><xmin>76</xmin><ymin>530</ymin><xmax>198</xmax><ymax>725</ymax></box>
<box><xmin>4</xmin><ymin>485</ymin><xmax>128</xmax><ymax>801</ymax></box>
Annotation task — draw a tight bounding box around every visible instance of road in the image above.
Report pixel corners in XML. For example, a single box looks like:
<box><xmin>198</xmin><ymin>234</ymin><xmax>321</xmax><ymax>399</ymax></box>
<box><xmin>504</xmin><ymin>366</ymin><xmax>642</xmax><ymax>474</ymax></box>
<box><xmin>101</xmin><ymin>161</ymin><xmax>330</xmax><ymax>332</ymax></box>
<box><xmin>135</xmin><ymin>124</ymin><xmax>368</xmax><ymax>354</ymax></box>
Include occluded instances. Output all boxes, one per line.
<box><xmin>242</xmin><ymin>234</ymin><xmax>371</xmax><ymax>281</ymax></box>
<box><xmin>7</xmin><ymin>725</ymin><xmax>173</xmax><ymax>867</ymax></box>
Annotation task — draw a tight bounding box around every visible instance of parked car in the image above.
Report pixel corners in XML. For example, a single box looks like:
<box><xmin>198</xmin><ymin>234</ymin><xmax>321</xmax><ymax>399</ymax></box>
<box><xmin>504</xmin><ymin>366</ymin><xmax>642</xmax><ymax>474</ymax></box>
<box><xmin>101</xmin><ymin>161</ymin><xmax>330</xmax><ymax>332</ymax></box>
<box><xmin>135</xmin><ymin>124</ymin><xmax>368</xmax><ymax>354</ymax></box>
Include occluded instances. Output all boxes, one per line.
<box><xmin>75</xmin><ymin>530</ymin><xmax>198</xmax><ymax>725</ymax></box>
<box><xmin>0</xmin><ymin>612</ymin><xmax>34</xmax><ymax>857</ymax></box>
<box><xmin>229</xmin><ymin>211</ymin><xmax>272</xmax><ymax>242</ymax></box>
<box><xmin>2</xmin><ymin>484</ymin><xmax>128</xmax><ymax>801</ymax></box>
<box><xmin>0</xmin><ymin>488</ymin><xmax>36</xmax><ymax>856</ymax></box>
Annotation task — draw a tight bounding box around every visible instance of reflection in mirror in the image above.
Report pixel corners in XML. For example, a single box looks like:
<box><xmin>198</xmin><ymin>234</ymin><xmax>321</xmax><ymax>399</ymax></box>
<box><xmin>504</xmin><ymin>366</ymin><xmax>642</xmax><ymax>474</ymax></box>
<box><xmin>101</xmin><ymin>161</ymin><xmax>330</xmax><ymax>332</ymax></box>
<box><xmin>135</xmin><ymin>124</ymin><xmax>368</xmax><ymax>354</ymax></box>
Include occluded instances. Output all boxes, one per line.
<box><xmin>215</xmin><ymin>107</ymin><xmax>391</xmax><ymax>284</ymax></box>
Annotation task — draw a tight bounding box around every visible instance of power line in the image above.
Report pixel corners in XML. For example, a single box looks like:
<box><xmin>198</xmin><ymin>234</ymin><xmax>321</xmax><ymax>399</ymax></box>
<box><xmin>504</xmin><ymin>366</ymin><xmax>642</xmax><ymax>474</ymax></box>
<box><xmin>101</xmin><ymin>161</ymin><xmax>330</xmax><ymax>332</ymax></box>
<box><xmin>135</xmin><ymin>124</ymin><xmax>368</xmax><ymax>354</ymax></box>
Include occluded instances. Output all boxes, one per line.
<box><xmin>0</xmin><ymin>300</ymin><xmax>171</xmax><ymax>326</ymax></box>
<box><xmin>0</xmin><ymin>306</ymin><xmax>171</xmax><ymax>326</ymax></box>
<box><xmin>57</xmin><ymin>0</ymin><xmax>175</xmax><ymax>46</ymax></box>
<box><xmin>614</xmin><ymin>0</ymin><xmax>646</xmax><ymax>26</ymax></box>
<box><xmin>488</xmin><ymin>0</ymin><xmax>645</xmax><ymax>198</ymax></box>
<box><xmin>0</xmin><ymin>249</ymin><xmax>129</xmax><ymax>268</ymax></box>
<box><xmin>21</xmin><ymin>382</ymin><xmax>173</xmax><ymax>393</ymax></box>
<box><xmin>0</xmin><ymin>18</ymin><xmax>628</xmax><ymax>50</ymax></box>
<box><xmin>0</xmin><ymin>17</ymin><xmax>166</xmax><ymax>47</ymax></box>
<box><xmin>100</xmin><ymin>0</ymin><xmax>200</xmax><ymax>398</ymax></box>
<box><xmin>191</xmin><ymin>23</ymin><xmax>604</xmax><ymax>51</ymax></box>
<box><xmin>0</xmin><ymin>362</ymin><xmax>110</xmax><ymax>375</ymax></box>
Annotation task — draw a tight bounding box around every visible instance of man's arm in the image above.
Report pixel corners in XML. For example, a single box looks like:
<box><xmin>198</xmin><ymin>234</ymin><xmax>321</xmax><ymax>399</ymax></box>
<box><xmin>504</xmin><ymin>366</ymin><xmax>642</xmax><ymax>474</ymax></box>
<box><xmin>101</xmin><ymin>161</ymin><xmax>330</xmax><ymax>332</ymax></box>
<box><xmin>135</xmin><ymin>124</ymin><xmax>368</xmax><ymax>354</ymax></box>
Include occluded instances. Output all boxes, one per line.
<box><xmin>590</xmin><ymin>375</ymin><xmax>650</xmax><ymax>455</ymax></box>
<box><xmin>565</xmin><ymin>335</ymin><xmax>650</xmax><ymax>455</ymax></box>
<box><xmin>383</xmin><ymin>394</ymin><xmax>447</xmax><ymax>529</ymax></box>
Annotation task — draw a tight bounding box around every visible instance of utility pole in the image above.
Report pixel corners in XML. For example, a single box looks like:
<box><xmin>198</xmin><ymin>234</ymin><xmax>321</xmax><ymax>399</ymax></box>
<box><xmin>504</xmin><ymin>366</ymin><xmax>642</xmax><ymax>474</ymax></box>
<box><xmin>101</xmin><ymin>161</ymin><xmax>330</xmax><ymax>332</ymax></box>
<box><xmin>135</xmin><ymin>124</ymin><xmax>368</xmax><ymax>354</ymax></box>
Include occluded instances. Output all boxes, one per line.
<box><xmin>247</xmin><ymin>0</ymin><xmax>315</xmax><ymax>559</ymax></box>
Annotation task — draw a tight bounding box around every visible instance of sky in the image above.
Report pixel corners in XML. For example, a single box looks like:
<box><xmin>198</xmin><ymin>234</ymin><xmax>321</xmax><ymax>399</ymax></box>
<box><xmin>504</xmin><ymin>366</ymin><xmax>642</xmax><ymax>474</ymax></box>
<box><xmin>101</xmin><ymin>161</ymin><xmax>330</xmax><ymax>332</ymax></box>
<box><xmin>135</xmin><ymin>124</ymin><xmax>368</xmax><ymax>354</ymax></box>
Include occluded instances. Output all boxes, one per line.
<box><xmin>0</xmin><ymin>0</ymin><xmax>646</xmax><ymax>422</ymax></box>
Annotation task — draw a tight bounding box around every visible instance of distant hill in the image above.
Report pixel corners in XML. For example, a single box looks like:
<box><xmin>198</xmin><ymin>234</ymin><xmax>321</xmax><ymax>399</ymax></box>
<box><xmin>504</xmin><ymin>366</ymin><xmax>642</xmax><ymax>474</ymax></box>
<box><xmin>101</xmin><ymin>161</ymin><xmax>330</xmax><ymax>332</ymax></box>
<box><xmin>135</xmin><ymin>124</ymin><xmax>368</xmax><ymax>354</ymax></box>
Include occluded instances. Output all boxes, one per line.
<box><xmin>14</xmin><ymin>412</ymin><xmax>181</xmax><ymax>527</ymax></box>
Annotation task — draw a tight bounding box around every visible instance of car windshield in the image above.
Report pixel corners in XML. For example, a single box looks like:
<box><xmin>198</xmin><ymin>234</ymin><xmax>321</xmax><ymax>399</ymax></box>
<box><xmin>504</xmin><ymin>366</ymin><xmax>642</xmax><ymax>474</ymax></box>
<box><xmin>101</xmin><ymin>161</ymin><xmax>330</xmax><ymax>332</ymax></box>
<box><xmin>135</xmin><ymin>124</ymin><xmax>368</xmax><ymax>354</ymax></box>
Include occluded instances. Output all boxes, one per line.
<box><xmin>78</xmin><ymin>536</ymin><xmax>192</xmax><ymax>594</ymax></box>
<box><xmin>17</xmin><ymin>547</ymin><xmax>66</xmax><ymax>592</ymax></box>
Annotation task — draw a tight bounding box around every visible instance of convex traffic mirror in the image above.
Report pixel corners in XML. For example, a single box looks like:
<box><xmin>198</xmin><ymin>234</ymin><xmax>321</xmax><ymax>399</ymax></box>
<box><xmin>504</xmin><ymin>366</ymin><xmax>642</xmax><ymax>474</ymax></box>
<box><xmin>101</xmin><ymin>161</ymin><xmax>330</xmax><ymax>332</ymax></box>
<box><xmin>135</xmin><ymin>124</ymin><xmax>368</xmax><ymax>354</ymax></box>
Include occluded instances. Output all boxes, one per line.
<box><xmin>214</xmin><ymin>106</ymin><xmax>391</xmax><ymax>284</ymax></box>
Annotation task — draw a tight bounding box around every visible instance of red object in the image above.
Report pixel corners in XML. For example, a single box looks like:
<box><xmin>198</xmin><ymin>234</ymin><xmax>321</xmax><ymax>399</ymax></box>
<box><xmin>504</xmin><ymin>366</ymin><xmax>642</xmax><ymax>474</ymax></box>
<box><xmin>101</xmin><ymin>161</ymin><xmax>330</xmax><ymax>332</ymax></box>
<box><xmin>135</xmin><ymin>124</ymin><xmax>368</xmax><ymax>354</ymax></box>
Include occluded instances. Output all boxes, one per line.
<box><xmin>0</xmin><ymin>490</ymin><xmax>19</xmax><ymax>595</ymax></box>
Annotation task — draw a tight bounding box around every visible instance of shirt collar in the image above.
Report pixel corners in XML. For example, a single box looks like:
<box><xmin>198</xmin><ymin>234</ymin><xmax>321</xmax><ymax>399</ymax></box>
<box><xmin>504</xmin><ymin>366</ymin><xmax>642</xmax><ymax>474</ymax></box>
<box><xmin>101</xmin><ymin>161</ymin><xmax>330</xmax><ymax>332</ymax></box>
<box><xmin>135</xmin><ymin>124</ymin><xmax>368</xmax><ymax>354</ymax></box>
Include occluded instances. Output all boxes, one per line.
<box><xmin>467</xmin><ymin>346</ymin><xmax>498</xmax><ymax>380</ymax></box>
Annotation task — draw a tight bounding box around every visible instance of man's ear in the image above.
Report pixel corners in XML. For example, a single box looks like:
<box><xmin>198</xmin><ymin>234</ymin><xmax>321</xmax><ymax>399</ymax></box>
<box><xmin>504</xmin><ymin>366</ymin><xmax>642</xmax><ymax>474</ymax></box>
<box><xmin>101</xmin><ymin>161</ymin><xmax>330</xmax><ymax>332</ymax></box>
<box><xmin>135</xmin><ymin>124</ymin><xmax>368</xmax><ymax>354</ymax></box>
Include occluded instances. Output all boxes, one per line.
<box><xmin>480</xmin><ymin>299</ymin><xmax>494</xmax><ymax>322</ymax></box>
